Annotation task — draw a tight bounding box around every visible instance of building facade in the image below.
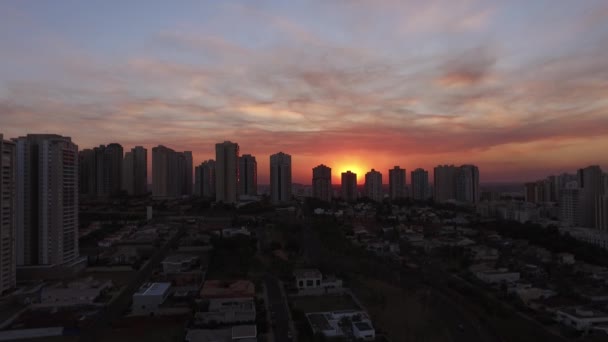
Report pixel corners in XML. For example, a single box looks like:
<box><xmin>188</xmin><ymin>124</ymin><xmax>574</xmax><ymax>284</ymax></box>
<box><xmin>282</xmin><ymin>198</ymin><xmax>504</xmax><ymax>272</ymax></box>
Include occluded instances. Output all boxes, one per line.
<box><xmin>152</xmin><ymin>145</ymin><xmax>178</xmax><ymax>198</ymax></box>
<box><xmin>195</xmin><ymin>160</ymin><xmax>216</xmax><ymax>198</ymax></box>
<box><xmin>270</xmin><ymin>152</ymin><xmax>292</xmax><ymax>204</ymax></box>
<box><xmin>215</xmin><ymin>141</ymin><xmax>239</xmax><ymax>203</ymax></box>
<box><xmin>560</xmin><ymin>181</ymin><xmax>581</xmax><ymax>227</ymax></box>
<box><xmin>239</xmin><ymin>154</ymin><xmax>257</xmax><ymax>196</ymax></box>
<box><xmin>341</xmin><ymin>171</ymin><xmax>357</xmax><ymax>202</ymax></box>
<box><xmin>131</xmin><ymin>146</ymin><xmax>148</xmax><ymax>196</ymax></box>
<box><xmin>312</xmin><ymin>164</ymin><xmax>332</xmax><ymax>202</ymax></box>
<box><xmin>434</xmin><ymin>165</ymin><xmax>458</xmax><ymax>202</ymax></box>
<box><xmin>14</xmin><ymin>134</ymin><xmax>79</xmax><ymax>266</ymax></box>
<box><xmin>365</xmin><ymin>169</ymin><xmax>383</xmax><ymax>202</ymax></box>
<box><xmin>578</xmin><ymin>165</ymin><xmax>605</xmax><ymax>228</ymax></box>
<box><xmin>0</xmin><ymin>135</ymin><xmax>16</xmax><ymax>293</ymax></box>
<box><xmin>388</xmin><ymin>166</ymin><xmax>406</xmax><ymax>200</ymax></box>
<box><xmin>411</xmin><ymin>168</ymin><xmax>429</xmax><ymax>200</ymax></box>
<box><xmin>456</xmin><ymin>164</ymin><xmax>480</xmax><ymax>204</ymax></box>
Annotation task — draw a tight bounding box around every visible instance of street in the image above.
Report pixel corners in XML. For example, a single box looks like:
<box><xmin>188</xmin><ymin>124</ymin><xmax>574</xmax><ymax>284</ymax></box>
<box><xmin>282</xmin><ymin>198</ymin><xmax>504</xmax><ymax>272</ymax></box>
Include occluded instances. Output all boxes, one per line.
<box><xmin>264</xmin><ymin>274</ymin><xmax>292</xmax><ymax>342</ymax></box>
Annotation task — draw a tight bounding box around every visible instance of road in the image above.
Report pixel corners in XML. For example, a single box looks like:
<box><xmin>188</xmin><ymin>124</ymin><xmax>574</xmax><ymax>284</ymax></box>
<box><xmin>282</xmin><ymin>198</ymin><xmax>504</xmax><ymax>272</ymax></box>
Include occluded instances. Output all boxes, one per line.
<box><xmin>264</xmin><ymin>274</ymin><xmax>292</xmax><ymax>342</ymax></box>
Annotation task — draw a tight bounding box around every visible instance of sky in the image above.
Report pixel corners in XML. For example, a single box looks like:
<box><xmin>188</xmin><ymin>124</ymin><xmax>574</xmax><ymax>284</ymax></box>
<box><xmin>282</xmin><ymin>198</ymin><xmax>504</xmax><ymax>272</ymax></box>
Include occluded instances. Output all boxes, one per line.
<box><xmin>1</xmin><ymin>0</ymin><xmax>607</xmax><ymax>184</ymax></box>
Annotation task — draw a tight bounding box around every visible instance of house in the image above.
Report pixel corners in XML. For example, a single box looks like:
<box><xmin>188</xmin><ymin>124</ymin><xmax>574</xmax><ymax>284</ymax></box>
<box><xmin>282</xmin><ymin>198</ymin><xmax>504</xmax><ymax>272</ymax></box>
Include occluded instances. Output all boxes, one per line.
<box><xmin>306</xmin><ymin>310</ymin><xmax>375</xmax><ymax>341</ymax></box>
<box><xmin>221</xmin><ymin>227</ymin><xmax>251</xmax><ymax>238</ymax></box>
<box><xmin>132</xmin><ymin>282</ymin><xmax>171</xmax><ymax>316</ymax></box>
<box><xmin>469</xmin><ymin>246</ymin><xmax>499</xmax><ymax>261</ymax></box>
<box><xmin>40</xmin><ymin>278</ymin><xmax>113</xmax><ymax>307</ymax></box>
<box><xmin>293</xmin><ymin>269</ymin><xmax>343</xmax><ymax>295</ymax></box>
<box><xmin>196</xmin><ymin>280</ymin><xmax>256</xmax><ymax>325</ymax></box>
<box><xmin>476</xmin><ymin>269</ymin><xmax>520</xmax><ymax>285</ymax></box>
<box><xmin>556</xmin><ymin>307</ymin><xmax>608</xmax><ymax>332</ymax></box>
<box><xmin>557</xmin><ymin>253</ymin><xmax>575</xmax><ymax>265</ymax></box>
<box><xmin>161</xmin><ymin>254</ymin><xmax>199</xmax><ymax>274</ymax></box>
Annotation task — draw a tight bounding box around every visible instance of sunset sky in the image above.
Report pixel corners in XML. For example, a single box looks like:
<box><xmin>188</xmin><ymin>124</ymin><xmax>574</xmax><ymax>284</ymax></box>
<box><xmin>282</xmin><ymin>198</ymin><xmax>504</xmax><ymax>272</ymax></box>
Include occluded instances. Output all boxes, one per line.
<box><xmin>1</xmin><ymin>0</ymin><xmax>607</xmax><ymax>184</ymax></box>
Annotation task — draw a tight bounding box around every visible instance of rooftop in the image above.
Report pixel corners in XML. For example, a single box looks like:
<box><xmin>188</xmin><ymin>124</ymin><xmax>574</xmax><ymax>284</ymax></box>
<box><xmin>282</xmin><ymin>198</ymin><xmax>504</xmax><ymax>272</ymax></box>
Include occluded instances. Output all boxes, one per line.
<box><xmin>200</xmin><ymin>280</ymin><xmax>255</xmax><ymax>299</ymax></box>
<box><xmin>232</xmin><ymin>325</ymin><xmax>257</xmax><ymax>339</ymax></box>
<box><xmin>162</xmin><ymin>254</ymin><xmax>198</xmax><ymax>264</ymax></box>
<box><xmin>135</xmin><ymin>282</ymin><xmax>171</xmax><ymax>297</ymax></box>
<box><xmin>355</xmin><ymin>321</ymin><xmax>373</xmax><ymax>332</ymax></box>
<box><xmin>294</xmin><ymin>269</ymin><xmax>322</xmax><ymax>279</ymax></box>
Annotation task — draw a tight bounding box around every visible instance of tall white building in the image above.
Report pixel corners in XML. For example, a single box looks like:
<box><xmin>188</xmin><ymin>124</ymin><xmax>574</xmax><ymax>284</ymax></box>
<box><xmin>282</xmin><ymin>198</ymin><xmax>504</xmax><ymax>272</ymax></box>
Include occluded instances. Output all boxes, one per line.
<box><xmin>312</xmin><ymin>164</ymin><xmax>332</xmax><ymax>202</ymax></box>
<box><xmin>215</xmin><ymin>142</ymin><xmax>239</xmax><ymax>203</ymax></box>
<box><xmin>270</xmin><ymin>152</ymin><xmax>292</xmax><ymax>204</ymax></box>
<box><xmin>239</xmin><ymin>154</ymin><xmax>257</xmax><ymax>196</ymax></box>
<box><xmin>388</xmin><ymin>166</ymin><xmax>406</xmax><ymax>200</ymax></box>
<box><xmin>365</xmin><ymin>169</ymin><xmax>383</xmax><ymax>202</ymax></box>
<box><xmin>0</xmin><ymin>135</ymin><xmax>16</xmax><ymax>293</ymax></box>
<box><xmin>14</xmin><ymin>134</ymin><xmax>79</xmax><ymax>266</ymax></box>
<box><xmin>411</xmin><ymin>168</ymin><xmax>429</xmax><ymax>200</ymax></box>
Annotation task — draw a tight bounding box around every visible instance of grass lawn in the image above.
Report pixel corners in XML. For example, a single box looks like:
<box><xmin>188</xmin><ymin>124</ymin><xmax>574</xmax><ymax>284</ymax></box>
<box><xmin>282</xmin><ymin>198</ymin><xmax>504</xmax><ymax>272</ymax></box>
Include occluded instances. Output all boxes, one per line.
<box><xmin>290</xmin><ymin>294</ymin><xmax>360</xmax><ymax>313</ymax></box>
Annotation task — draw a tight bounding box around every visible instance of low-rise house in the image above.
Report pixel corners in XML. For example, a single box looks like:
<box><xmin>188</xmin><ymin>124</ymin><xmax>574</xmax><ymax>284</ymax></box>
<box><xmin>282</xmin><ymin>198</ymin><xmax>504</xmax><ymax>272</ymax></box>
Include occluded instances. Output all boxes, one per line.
<box><xmin>306</xmin><ymin>310</ymin><xmax>375</xmax><ymax>341</ymax></box>
<box><xmin>557</xmin><ymin>253</ymin><xmax>575</xmax><ymax>265</ymax></box>
<box><xmin>293</xmin><ymin>269</ymin><xmax>343</xmax><ymax>295</ymax></box>
<box><xmin>221</xmin><ymin>227</ymin><xmax>251</xmax><ymax>238</ymax></box>
<box><xmin>556</xmin><ymin>307</ymin><xmax>608</xmax><ymax>332</ymax></box>
<box><xmin>468</xmin><ymin>246</ymin><xmax>499</xmax><ymax>261</ymax></box>
<box><xmin>132</xmin><ymin>282</ymin><xmax>171</xmax><ymax>316</ymax></box>
<box><xmin>476</xmin><ymin>269</ymin><xmax>520</xmax><ymax>285</ymax></box>
<box><xmin>161</xmin><ymin>254</ymin><xmax>199</xmax><ymax>274</ymax></box>
<box><xmin>196</xmin><ymin>280</ymin><xmax>256</xmax><ymax>326</ymax></box>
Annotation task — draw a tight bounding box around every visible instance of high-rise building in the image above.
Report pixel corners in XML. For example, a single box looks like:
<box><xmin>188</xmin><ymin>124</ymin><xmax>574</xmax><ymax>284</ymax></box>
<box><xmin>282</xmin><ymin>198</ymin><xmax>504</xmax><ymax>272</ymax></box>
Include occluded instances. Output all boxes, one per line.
<box><xmin>195</xmin><ymin>160</ymin><xmax>216</xmax><ymax>198</ymax></box>
<box><xmin>121</xmin><ymin>146</ymin><xmax>148</xmax><ymax>196</ymax></box>
<box><xmin>239</xmin><ymin>154</ymin><xmax>257</xmax><ymax>196</ymax></box>
<box><xmin>270</xmin><ymin>152</ymin><xmax>292</xmax><ymax>204</ymax></box>
<box><xmin>122</xmin><ymin>151</ymin><xmax>134</xmax><ymax>195</ymax></box>
<box><xmin>180</xmin><ymin>151</ymin><xmax>193</xmax><ymax>196</ymax></box>
<box><xmin>456</xmin><ymin>165</ymin><xmax>480</xmax><ymax>204</ymax></box>
<box><xmin>105</xmin><ymin>143</ymin><xmax>123</xmax><ymax>196</ymax></box>
<box><xmin>411</xmin><ymin>168</ymin><xmax>429</xmax><ymax>200</ymax></box>
<box><xmin>341</xmin><ymin>171</ymin><xmax>357</xmax><ymax>202</ymax></box>
<box><xmin>312</xmin><ymin>164</ymin><xmax>332</xmax><ymax>202</ymax></box>
<box><xmin>388</xmin><ymin>166</ymin><xmax>406</xmax><ymax>200</ymax></box>
<box><xmin>78</xmin><ymin>149</ymin><xmax>96</xmax><ymax>198</ymax></box>
<box><xmin>597</xmin><ymin>194</ymin><xmax>608</xmax><ymax>231</ymax></box>
<box><xmin>175</xmin><ymin>151</ymin><xmax>193</xmax><ymax>197</ymax></box>
<box><xmin>434</xmin><ymin>165</ymin><xmax>458</xmax><ymax>202</ymax></box>
<box><xmin>152</xmin><ymin>145</ymin><xmax>178</xmax><ymax>198</ymax></box>
<box><xmin>560</xmin><ymin>181</ymin><xmax>581</xmax><ymax>227</ymax></box>
<box><xmin>0</xmin><ymin>135</ymin><xmax>16</xmax><ymax>293</ymax></box>
<box><xmin>215</xmin><ymin>141</ymin><xmax>239</xmax><ymax>203</ymax></box>
<box><xmin>365</xmin><ymin>169</ymin><xmax>383</xmax><ymax>202</ymax></box>
<box><xmin>132</xmin><ymin>146</ymin><xmax>148</xmax><ymax>196</ymax></box>
<box><xmin>13</xmin><ymin>134</ymin><xmax>79</xmax><ymax>266</ymax></box>
<box><xmin>578</xmin><ymin>165</ymin><xmax>604</xmax><ymax>228</ymax></box>
<box><xmin>524</xmin><ymin>182</ymin><xmax>538</xmax><ymax>203</ymax></box>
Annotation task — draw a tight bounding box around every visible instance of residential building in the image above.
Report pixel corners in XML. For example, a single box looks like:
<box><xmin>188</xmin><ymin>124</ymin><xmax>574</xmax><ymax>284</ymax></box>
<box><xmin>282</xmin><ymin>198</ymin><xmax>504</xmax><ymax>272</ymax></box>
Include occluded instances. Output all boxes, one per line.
<box><xmin>560</xmin><ymin>181</ymin><xmax>580</xmax><ymax>226</ymax></box>
<box><xmin>105</xmin><ymin>143</ymin><xmax>123</xmax><ymax>196</ymax></box>
<box><xmin>177</xmin><ymin>151</ymin><xmax>193</xmax><ymax>196</ymax></box>
<box><xmin>152</xmin><ymin>145</ymin><xmax>178</xmax><ymax>198</ymax></box>
<box><xmin>122</xmin><ymin>151</ymin><xmax>134</xmax><ymax>195</ymax></box>
<box><xmin>238</xmin><ymin>154</ymin><xmax>257</xmax><ymax>196</ymax></box>
<box><xmin>215</xmin><ymin>141</ymin><xmax>239</xmax><ymax>203</ymax></box>
<box><xmin>197</xmin><ymin>280</ymin><xmax>256</xmax><ymax>325</ymax></box>
<box><xmin>132</xmin><ymin>282</ymin><xmax>171</xmax><ymax>316</ymax></box>
<box><xmin>341</xmin><ymin>171</ymin><xmax>357</xmax><ymax>202</ymax></box>
<box><xmin>456</xmin><ymin>164</ymin><xmax>480</xmax><ymax>204</ymax></box>
<box><xmin>312</xmin><ymin>164</ymin><xmax>332</xmax><ymax>202</ymax></box>
<box><xmin>365</xmin><ymin>169</ymin><xmax>383</xmax><ymax>202</ymax></box>
<box><xmin>388</xmin><ymin>166</ymin><xmax>406</xmax><ymax>200</ymax></box>
<box><xmin>434</xmin><ymin>165</ymin><xmax>458</xmax><ymax>202</ymax></box>
<box><xmin>578</xmin><ymin>165</ymin><xmax>605</xmax><ymax>228</ymax></box>
<box><xmin>131</xmin><ymin>146</ymin><xmax>148</xmax><ymax>196</ymax></box>
<box><xmin>475</xmin><ymin>269</ymin><xmax>520</xmax><ymax>285</ymax></box>
<box><xmin>306</xmin><ymin>311</ymin><xmax>375</xmax><ymax>341</ymax></box>
<box><xmin>270</xmin><ymin>152</ymin><xmax>292</xmax><ymax>204</ymax></box>
<box><xmin>195</xmin><ymin>160</ymin><xmax>216</xmax><ymax>198</ymax></box>
<box><xmin>13</xmin><ymin>134</ymin><xmax>79</xmax><ymax>266</ymax></box>
<box><xmin>78</xmin><ymin>149</ymin><xmax>96</xmax><ymax>198</ymax></box>
<box><xmin>0</xmin><ymin>135</ymin><xmax>16</xmax><ymax>293</ymax></box>
<box><xmin>411</xmin><ymin>168</ymin><xmax>429</xmax><ymax>200</ymax></box>
<box><xmin>556</xmin><ymin>307</ymin><xmax>608</xmax><ymax>332</ymax></box>
<box><xmin>597</xmin><ymin>194</ymin><xmax>608</xmax><ymax>232</ymax></box>
<box><xmin>293</xmin><ymin>269</ymin><xmax>343</xmax><ymax>295</ymax></box>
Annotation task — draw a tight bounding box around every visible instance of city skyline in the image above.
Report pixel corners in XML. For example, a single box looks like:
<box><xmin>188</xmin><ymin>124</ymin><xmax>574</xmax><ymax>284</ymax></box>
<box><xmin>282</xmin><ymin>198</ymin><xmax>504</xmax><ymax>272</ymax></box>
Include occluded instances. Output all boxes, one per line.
<box><xmin>1</xmin><ymin>1</ymin><xmax>608</xmax><ymax>184</ymax></box>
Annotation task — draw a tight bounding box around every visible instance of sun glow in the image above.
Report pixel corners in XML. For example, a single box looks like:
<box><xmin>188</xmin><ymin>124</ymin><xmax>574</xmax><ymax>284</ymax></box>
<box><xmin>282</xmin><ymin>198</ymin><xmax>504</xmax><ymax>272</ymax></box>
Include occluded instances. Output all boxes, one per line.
<box><xmin>333</xmin><ymin>163</ymin><xmax>366</xmax><ymax>184</ymax></box>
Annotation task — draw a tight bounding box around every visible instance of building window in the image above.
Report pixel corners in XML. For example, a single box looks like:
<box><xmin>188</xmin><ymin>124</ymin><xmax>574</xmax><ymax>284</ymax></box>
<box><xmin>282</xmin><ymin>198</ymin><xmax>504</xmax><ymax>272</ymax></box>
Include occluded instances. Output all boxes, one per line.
<box><xmin>306</xmin><ymin>280</ymin><xmax>313</xmax><ymax>287</ymax></box>
<box><xmin>298</xmin><ymin>281</ymin><xmax>303</xmax><ymax>288</ymax></box>
<box><xmin>316</xmin><ymin>280</ymin><xmax>321</xmax><ymax>286</ymax></box>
